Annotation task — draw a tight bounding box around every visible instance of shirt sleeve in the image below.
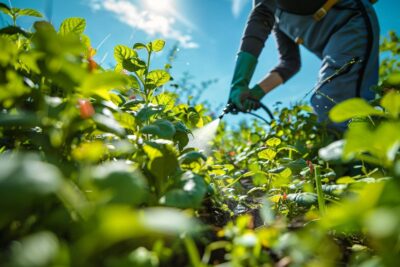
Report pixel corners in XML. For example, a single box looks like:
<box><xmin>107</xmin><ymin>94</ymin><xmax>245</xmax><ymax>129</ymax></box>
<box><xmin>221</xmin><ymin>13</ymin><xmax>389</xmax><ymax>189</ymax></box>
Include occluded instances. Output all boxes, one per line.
<box><xmin>239</xmin><ymin>0</ymin><xmax>277</xmax><ymax>58</ymax></box>
<box><xmin>270</xmin><ymin>26</ymin><xmax>301</xmax><ymax>83</ymax></box>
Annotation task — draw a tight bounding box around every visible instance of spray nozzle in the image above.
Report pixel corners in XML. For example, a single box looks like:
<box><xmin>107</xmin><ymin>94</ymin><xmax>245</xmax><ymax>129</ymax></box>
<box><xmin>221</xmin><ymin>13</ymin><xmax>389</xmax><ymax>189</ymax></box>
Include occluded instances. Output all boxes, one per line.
<box><xmin>218</xmin><ymin>103</ymin><xmax>236</xmax><ymax>119</ymax></box>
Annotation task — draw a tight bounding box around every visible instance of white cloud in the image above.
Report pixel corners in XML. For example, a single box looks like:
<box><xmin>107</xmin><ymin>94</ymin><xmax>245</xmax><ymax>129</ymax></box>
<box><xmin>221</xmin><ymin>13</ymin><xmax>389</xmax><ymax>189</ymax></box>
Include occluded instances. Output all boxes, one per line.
<box><xmin>89</xmin><ymin>0</ymin><xmax>198</xmax><ymax>49</ymax></box>
<box><xmin>231</xmin><ymin>0</ymin><xmax>250</xmax><ymax>18</ymax></box>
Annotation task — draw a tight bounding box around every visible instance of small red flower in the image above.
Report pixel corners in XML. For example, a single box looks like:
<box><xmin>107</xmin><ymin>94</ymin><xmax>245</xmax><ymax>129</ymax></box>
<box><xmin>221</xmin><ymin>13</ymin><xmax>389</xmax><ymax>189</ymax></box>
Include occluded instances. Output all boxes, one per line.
<box><xmin>282</xmin><ymin>192</ymin><xmax>287</xmax><ymax>201</ymax></box>
<box><xmin>228</xmin><ymin>151</ymin><xmax>236</xmax><ymax>157</ymax></box>
<box><xmin>78</xmin><ymin>99</ymin><xmax>95</xmax><ymax>119</ymax></box>
<box><xmin>306</xmin><ymin>160</ymin><xmax>314</xmax><ymax>174</ymax></box>
<box><xmin>129</xmin><ymin>95</ymin><xmax>136</xmax><ymax>100</ymax></box>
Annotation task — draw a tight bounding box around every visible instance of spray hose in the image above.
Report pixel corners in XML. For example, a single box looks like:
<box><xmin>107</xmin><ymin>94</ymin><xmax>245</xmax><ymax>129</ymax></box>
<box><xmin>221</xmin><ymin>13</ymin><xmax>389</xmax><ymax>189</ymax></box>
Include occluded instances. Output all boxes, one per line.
<box><xmin>218</xmin><ymin>102</ymin><xmax>274</xmax><ymax>124</ymax></box>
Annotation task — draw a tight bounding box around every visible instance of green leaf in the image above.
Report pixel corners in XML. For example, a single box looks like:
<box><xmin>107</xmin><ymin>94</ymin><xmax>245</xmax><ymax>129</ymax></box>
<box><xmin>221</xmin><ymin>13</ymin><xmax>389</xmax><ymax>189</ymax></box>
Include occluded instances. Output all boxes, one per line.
<box><xmin>133</xmin><ymin>42</ymin><xmax>148</xmax><ymax>51</ymax></box>
<box><xmin>148</xmin><ymin>39</ymin><xmax>165</xmax><ymax>52</ymax></box>
<box><xmin>381</xmin><ymin>90</ymin><xmax>400</xmax><ymax>118</ymax></box>
<box><xmin>80</xmin><ymin>72</ymin><xmax>130</xmax><ymax>97</ymax></box>
<box><xmin>160</xmin><ymin>172</ymin><xmax>206</xmax><ymax>208</ymax></box>
<box><xmin>337</xmin><ymin>176</ymin><xmax>356</xmax><ymax>184</ymax></box>
<box><xmin>141</xmin><ymin>119</ymin><xmax>176</xmax><ymax>140</ymax></box>
<box><xmin>59</xmin><ymin>17</ymin><xmax>86</xmax><ymax>35</ymax></box>
<box><xmin>0</xmin><ymin>36</ymin><xmax>17</xmax><ymax>65</ymax></box>
<box><xmin>386</xmin><ymin>72</ymin><xmax>400</xmax><ymax>86</ymax></box>
<box><xmin>143</xmin><ymin>141</ymin><xmax>179</xmax><ymax>181</ymax></box>
<box><xmin>10</xmin><ymin>232</ymin><xmax>59</xmax><ymax>267</ymax></box>
<box><xmin>0</xmin><ymin>113</ymin><xmax>40</xmax><ymax>128</ymax></box>
<box><xmin>266</xmin><ymin>137</ymin><xmax>281</xmax><ymax>147</ymax></box>
<box><xmin>179</xmin><ymin>151</ymin><xmax>207</xmax><ymax>164</ymax></box>
<box><xmin>286</xmin><ymin>193</ymin><xmax>318</xmax><ymax>207</ymax></box>
<box><xmin>343</xmin><ymin>121</ymin><xmax>400</xmax><ymax>166</ymax></box>
<box><xmin>0</xmin><ymin>3</ymin><xmax>11</xmax><ymax>16</ymax></box>
<box><xmin>136</xmin><ymin>105</ymin><xmax>164</xmax><ymax>122</ymax></box>
<box><xmin>16</xmin><ymin>8</ymin><xmax>43</xmax><ymax>18</ymax></box>
<box><xmin>329</xmin><ymin>98</ymin><xmax>384</xmax><ymax>123</ymax></box>
<box><xmin>114</xmin><ymin>45</ymin><xmax>138</xmax><ymax>64</ymax></box>
<box><xmin>147</xmin><ymin>70</ymin><xmax>171</xmax><ymax>87</ymax></box>
<box><xmin>93</xmin><ymin>114</ymin><xmax>126</xmax><ymax>137</ymax></box>
<box><xmin>0</xmin><ymin>26</ymin><xmax>31</xmax><ymax>37</ymax></box>
<box><xmin>258</xmin><ymin>148</ymin><xmax>277</xmax><ymax>161</ymax></box>
<box><xmin>174</xmin><ymin>122</ymin><xmax>191</xmax><ymax>151</ymax></box>
<box><xmin>0</xmin><ymin>153</ymin><xmax>62</xmax><ymax>211</ymax></box>
<box><xmin>91</xmin><ymin>161</ymin><xmax>148</xmax><ymax>205</ymax></box>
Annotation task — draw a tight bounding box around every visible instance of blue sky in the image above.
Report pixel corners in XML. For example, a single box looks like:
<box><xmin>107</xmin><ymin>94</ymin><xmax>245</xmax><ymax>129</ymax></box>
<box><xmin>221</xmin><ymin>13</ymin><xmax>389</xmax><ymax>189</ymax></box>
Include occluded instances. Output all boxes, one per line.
<box><xmin>3</xmin><ymin>0</ymin><xmax>400</xmax><ymax>121</ymax></box>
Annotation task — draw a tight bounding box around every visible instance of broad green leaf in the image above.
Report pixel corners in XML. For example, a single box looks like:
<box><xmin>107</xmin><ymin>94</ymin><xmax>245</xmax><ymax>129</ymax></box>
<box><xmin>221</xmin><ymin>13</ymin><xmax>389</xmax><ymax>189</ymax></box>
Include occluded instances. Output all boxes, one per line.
<box><xmin>0</xmin><ymin>153</ymin><xmax>62</xmax><ymax>211</ymax></box>
<box><xmin>136</xmin><ymin>105</ymin><xmax>164</xmax><ymax>122</ymax></box>
<box><xmin>381</xmin><ymin>90</ymin><xmax>400</xmax><ymax>118</ymax></box>
<box><xmin>179</xmin><ymin>151</ymin><xmax>206</xmax><ymax>164</ymax></box>
<box><xmin>266</xmin><ymin>137</ymin><xmax>281</xmax><ymax>147</ymax></box>
<box><xmin>114</xmin><ymin>112</ymin><xmax>136</xmax><ymax>129</ymax></box>
<box><xmin>59</xmin><ymin>17</ymin><xmax>86</xmax><ymax>35</ymax></box>
<box><xmin>141</xmin><ymin>119</ymin><xmax>176</xmax><ymax>140</ymax></box>
<box><xmin>174</xmin><ymin>122</ymin><xmax>190</xmax><ymax>150</ymax></box>
<box><xmin>0</xmin><ymin>37</ymin><xmax>17</xmax><ymax>66</ymax></box>
<box><xmin>336</xmin><ymin>176</ymin><xmax>356</xmax><ymax>184</ymax></box>
<box><xmin>90</xmin><ymin>161</ymin><xmax>148</xmax><ymax>205</ymax></box>
<box><xmin>147</xmin><ymin>70</ymin><xmax>171</xmax><ymax>87</ymax></box>
<box><xmin>93</xmin><ymin>114</ymin><xmax>126</xmax><ymax>136</ymax></box>
<box><xmin>72</xmin><ymin>141</ymin><xmax>107</xmax><ymax>162</ymax></box>
<box><xmin>16</xmin><ymin>8</ymin><xmax>43</xmax><ymax>18</ymax></box>
<box><xmin>148</xmin><ymin>39</ymin><xmax>165</xmax><ymax>52</ymax></box>
<box><xmin>0</xmin><ymin>3</ymin><xmax>11</xmax><ymax>16</ymax></box>
<box><xmin>114</xmin><ymin>45</ymin><xmax>138</xmax><ymax>64</ymax></box>
<box><xmin>133</xmin><ymin>42</ymin><xmax>148</xmax><ymax>51</ymax></box>
<box><xmin>10</xmin><ymin>232</ymin><xmax>59</xmax><ymax>267</ymax></box>
<box><xmin>386</xmin><ymin>72</ymin><xmax>400</xmax><ymax>86</ymax></box>
<box><xmin>34</xmin><ymin>20</ymin><xmax>56</xmax><ymax>34</ymax></box>
<box><xmin>343</xmin><ymin>121</ymin><xmax>400</xmax><ymax>166</ymax></box>
<box><xmin>154</xmin><ymin>92</ymin><xmax>176</xmax><ymax>111</ymax></box>
<box><xmin>0</xmin><ymin>113</ymin><xmax>39</xmax><ymax>128</ymax></box>
<box><xmin>286</xmin><ymin>193</ymin><xmax>318</xmax><ymax>207</ymax></box>
<box><xmin>98</xmin><ymin>207</ymin><xmax>198</xmax><ymax>243</ymax></box>
<box><xmin>160</xmin><ymin>172</ymin><xmax>206</xmax><ymax>208</ymax></box>
<box><xmin>80</xmin><ymin>72</ymin><xmax>130</xmax><ymax>97</ymax></box>
<box><xmin>143</xmin><ymin>141</ymin><xmax>179</xmax><ymax>181</ymax></box>
<box><xmin>284</xmin><ymin>158</ymin><xmax>308</xmax><ymax>173</ymax></box>
<box><xmin>0</xmin><ymin>26</ymin><xmax>31</xmax><ymax>37</ymax></box>
<box><xmin>329</xmin><ymin>98</ymin><xmax>384</xmax><ymax>123</ymax></box>
<box><xmin>322</xmin><ymin>184</ymin><xmax>347</xmax><ymax>196</ymax></box>
<box><xmin>258</xmin><ymin>148</ymin><xmax>277</xmax><ymax>161</ymax></box>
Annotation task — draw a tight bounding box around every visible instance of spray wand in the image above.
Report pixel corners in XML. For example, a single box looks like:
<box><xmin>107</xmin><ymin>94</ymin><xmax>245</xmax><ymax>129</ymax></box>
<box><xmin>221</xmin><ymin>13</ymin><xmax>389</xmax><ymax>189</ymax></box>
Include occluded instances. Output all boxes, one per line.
<box><xmin>218</xmin><ymin>101</ymin><xmax>274</xmax><ymax>124</ymax></box>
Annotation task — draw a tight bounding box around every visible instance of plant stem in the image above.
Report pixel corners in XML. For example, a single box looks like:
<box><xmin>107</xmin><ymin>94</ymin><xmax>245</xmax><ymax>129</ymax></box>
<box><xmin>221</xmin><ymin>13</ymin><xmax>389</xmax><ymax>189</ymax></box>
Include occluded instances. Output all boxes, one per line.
<box><xmin>314</xmin><ymin>166</ymin><xmax>326</xmax><ymax>215</ymax></box>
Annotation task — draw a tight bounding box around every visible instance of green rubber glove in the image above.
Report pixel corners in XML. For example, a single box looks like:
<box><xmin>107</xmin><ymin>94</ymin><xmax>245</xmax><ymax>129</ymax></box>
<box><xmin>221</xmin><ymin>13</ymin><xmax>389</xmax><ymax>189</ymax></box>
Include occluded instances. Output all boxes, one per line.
<box><xmin>242</xmin><ymin>84</ymin><xmax>266</xmax><ymax>111</ymax></box>
<box><xmin>229</xmin><ymin>51</ymin><xmax>258</xmax><ymax>111</ymax></box>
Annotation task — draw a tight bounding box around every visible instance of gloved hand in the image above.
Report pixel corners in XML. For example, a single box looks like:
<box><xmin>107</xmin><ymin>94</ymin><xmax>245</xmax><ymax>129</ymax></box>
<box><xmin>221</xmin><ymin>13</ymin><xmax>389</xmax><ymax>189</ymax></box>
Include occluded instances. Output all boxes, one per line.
<box><xmin>241</xmin><ymin>84</ymin><xmax>266</xmax><ymax>111</ymax></box>
<box><xmin>228</xmin><ymin>51</ymin><xmax>258</xmax><ymax>111</ymax></box>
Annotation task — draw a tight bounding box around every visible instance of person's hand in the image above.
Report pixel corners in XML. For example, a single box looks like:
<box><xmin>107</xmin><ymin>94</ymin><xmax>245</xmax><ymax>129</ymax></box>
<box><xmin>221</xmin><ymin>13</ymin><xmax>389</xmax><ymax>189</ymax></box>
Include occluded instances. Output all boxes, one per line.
<box><xmin>241</xmin><ymin>84</ymin><xmax>266</xmax><ymax>111</ymax></box>
<box><xmin>229</xmin><ymin>86</ymin><xmax>250</xmax><ymax>111</ymax></box>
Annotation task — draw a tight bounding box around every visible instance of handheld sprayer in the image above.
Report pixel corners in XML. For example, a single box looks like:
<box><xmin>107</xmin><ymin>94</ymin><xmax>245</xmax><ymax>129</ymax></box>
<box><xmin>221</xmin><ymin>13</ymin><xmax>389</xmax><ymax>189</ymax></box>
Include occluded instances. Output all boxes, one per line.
<box><xmin>218</xmin><ymin>101</ymin><xmax>275</xmax><ymax>124</ymax></box>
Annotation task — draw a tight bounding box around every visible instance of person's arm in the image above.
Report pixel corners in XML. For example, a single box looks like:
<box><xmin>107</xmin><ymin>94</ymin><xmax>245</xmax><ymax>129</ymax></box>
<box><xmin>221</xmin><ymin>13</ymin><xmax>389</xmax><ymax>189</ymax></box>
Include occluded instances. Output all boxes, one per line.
<box><xmin>229</xmin><ymin>0</ymin><xmax>277</xmax><ymax>111</ymax></box>
<box><xmin>240</xmin><ymin>0</ymin><xmax>277</xmax><ymax>58</ymax></box>
<box><xmin>257</xmin><ymin>26</ymin><xmax>301</xmax><ymax>93</ymax></box>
